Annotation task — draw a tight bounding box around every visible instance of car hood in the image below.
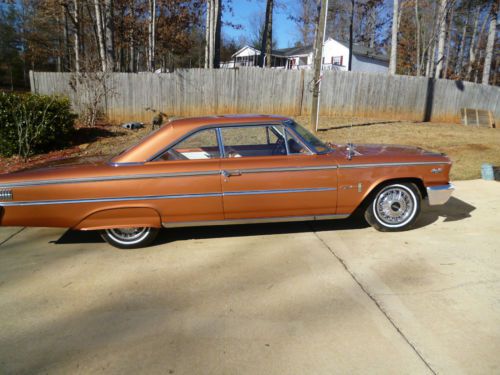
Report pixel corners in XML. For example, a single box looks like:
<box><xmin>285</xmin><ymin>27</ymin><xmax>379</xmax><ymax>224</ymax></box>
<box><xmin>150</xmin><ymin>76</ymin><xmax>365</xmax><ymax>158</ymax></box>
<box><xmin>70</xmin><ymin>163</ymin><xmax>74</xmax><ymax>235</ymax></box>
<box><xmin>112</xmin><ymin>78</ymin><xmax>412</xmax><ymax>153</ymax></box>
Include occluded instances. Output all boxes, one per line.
<box><xmin>333</xmin><ymin>143</ymin><xmax>449</xmax><ymax>164</ymax></box>
<box><xmin>337</xmin><ymin>144</ymin><xmax>443</xmax><ymax>157</ymax></box>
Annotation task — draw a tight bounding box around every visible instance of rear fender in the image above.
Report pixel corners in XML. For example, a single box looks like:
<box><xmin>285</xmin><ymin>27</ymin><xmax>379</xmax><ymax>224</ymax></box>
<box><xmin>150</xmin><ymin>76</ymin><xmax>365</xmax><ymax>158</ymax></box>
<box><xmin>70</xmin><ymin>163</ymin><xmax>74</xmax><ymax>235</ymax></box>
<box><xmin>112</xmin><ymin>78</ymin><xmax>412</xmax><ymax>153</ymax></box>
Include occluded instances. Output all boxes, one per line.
<box><xmin>73</xmin><ymin>207</ymin><xmax>162</xmax><ymax>231</ymax></box>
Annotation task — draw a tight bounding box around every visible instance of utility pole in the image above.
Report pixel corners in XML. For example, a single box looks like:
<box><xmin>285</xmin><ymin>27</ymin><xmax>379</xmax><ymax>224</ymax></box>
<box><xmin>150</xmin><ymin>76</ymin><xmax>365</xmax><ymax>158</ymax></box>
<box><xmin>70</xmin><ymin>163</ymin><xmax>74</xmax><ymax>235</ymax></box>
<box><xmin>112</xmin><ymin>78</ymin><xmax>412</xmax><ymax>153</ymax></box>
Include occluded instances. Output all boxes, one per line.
<box><xmin>310</xmin><ymin>0</ymin><xmax>328</xmax><ymax>132</ymax></box>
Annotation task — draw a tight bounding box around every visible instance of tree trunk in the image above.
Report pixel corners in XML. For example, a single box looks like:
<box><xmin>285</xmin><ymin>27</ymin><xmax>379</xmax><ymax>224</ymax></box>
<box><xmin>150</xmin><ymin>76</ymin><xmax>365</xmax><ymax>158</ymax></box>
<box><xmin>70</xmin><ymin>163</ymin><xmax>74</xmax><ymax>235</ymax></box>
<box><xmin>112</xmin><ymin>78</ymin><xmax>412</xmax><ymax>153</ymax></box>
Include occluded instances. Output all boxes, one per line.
<box><xmin>204</xmin><ymin>0</ymin><xmax>211</xmax><ymax>68</ymax></box>
<box><xmin>104</xmin><ymin>0</ymin><xmax>114</xmax><ymax>71</ymax></box>
<box><xmin>389</xmin><ymin>0</ymin><xmax>398</xmax><ymax>74</ymax></box>
<box><xmin>435</xmin><ymin>0</ymin><xmax>448</xmax><ymax>78</ymax></box>
<box><xmin>214</xmin><ymin>0</ymin><xmax>222</xmax><ymax>68</ymax></box>
<box><xmin>310</xmin><ymin>0</ymin><xmax>327</xmax><ymax>132</ymax></box>
<box><xmin>209</xmin><ymin>0</ymin><xmax>215</xmax><ymax>68</ymax></box>
<box><xmin>73</xmin><ymin>0</ymin><xmax>80</xmax><ymax>72</ymax></box>
<box><xmin>94</xmin><ymin>0</ymin><xmax>106</xmax><ymax>71</ymax></box>
<box><xmin>348</xmin><ymin>0</ymin><xmax>354</xmax><ymax>71</ymax></box>
<box><xmin>147</xmin><ymin>0</ymin><xmax>156</xmax><ymax>71</ymax></box>
<box><xmin>467</xmin><ymin>7</ymin><xmax>481</xmax><ymax>80</ymax></box>
<box><xmin>455</xmin><ymin>8</ymin><xmax>470</xmax><ymax>78</ymax></box>
<box><xmin>442</xmin><ymin>5</ymin><xmax>454</xmax><ymax>78</ymax></box>
<box><xmin>129</xmin><ymin>0</ymin><xmax>135</xmax><ymax>72</ymax></box>
<box><xmin>260</xmin><ymin>0</ymin><xmax>273</xmax><ymax>67</ymax></box>
<box><xmin>415</xmin><ymin>0</ymin><xmax>421</xmax><ymax>76</ymax></box>
<box><xmin>482</xmin><ymin>1</ymin><xmax>498</xmax><ymax>85</ymax></box>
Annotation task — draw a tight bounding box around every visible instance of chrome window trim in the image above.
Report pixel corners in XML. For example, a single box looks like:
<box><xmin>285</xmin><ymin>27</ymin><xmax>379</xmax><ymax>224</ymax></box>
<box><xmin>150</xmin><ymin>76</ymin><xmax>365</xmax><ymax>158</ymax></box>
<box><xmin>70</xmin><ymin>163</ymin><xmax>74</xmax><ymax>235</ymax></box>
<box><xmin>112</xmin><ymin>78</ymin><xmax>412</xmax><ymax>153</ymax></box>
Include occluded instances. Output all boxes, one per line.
<box><xmin>284</xmin><ymin>127</ymin><xmax>314</xmax><ymax>155</ymax></box>
<box><xmin>216</xmin><ymin>127</ymin><xmax>225</xmax><ymax>158</ymax></box>
<box><xmin>163</xmin><ymin>214</ymin><xmax>349</xmax><ymax>228</ymax></box>
<box><xmin>338</xmin><ymin>161</ymin><xmax>449</xmax><ymax>169</ymax></box>
<box><xmin>0</xmin><ymin>187</ymin><xmax>337</xmax><ymax>207</ymax></box>
<box><xmin>284</xmin><ymin>120</ymin><xmax>331</xmax><ymax>154</ymax></box>
<box><xmin>152</xmin><ymin>127</ymin><xmax>222</xmax><ymax>162</ymax></box>
<box><xmin>148</xmin><ymin>121</ymin><xmax>286</xmax><ymax>162</ymax></box>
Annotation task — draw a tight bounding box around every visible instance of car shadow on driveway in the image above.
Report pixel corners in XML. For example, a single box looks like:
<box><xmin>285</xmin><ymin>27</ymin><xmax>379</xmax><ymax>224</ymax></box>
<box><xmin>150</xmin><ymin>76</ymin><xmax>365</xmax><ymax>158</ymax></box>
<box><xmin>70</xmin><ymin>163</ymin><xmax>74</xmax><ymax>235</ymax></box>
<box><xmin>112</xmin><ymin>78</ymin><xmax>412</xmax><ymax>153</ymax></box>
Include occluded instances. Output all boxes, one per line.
<box><xmin>415</xmin><ymin>197</ymin><xmax>476</xmax><ymax>229</ymax></box>
<box><xmin>53</xmin><ymin>197</ymin><xmax>476</xmax><ymax>247</ymax></box>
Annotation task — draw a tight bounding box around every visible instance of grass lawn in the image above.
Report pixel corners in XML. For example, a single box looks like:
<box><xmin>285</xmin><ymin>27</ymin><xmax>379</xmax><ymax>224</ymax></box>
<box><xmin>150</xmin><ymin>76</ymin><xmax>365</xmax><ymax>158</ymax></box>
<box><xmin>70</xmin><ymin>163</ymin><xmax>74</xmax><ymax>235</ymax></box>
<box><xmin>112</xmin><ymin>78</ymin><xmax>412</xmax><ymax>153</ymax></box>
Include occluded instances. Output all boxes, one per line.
<box><xmin>294</xmin><ymin>116</ymin><xmax>500</xmax><ymax>181</ymax></box>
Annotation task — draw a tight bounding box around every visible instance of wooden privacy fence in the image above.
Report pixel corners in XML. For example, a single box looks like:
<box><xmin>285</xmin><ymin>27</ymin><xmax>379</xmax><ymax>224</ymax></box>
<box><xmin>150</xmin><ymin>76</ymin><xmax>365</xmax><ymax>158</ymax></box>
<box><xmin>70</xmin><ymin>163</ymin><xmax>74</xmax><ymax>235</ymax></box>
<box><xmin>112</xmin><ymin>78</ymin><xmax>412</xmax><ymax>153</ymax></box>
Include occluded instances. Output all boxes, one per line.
<box><xmin>30</xmin><ymin>69</ymin><xmax>500</xmax><ymax>125</ymax></box>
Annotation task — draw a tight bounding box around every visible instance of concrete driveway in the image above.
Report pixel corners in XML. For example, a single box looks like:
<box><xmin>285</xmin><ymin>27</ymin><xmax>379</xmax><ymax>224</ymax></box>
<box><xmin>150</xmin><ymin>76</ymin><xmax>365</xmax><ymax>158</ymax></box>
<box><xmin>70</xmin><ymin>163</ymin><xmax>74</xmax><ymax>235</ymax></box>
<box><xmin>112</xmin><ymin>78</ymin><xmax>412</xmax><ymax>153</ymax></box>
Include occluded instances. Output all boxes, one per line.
<box><xmin>0</xmin><ymin>180</ymin><xmax>498</xmax><ymax>374</ymax></box>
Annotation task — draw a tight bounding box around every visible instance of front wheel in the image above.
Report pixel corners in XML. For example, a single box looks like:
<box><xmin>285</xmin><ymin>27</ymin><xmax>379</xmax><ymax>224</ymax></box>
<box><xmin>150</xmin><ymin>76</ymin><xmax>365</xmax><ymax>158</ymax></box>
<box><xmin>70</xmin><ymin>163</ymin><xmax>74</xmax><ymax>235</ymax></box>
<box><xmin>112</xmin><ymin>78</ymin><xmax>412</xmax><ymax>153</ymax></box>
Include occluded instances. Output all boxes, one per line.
<box><xmin>365</xmin><ymin>183</ymin><xmax>421</xmax><ymax>232</ymax></box>
<box><xmin>100</xmin><ymin>227</ymin><xmax>159</xmax><ymax>249</ymax></box>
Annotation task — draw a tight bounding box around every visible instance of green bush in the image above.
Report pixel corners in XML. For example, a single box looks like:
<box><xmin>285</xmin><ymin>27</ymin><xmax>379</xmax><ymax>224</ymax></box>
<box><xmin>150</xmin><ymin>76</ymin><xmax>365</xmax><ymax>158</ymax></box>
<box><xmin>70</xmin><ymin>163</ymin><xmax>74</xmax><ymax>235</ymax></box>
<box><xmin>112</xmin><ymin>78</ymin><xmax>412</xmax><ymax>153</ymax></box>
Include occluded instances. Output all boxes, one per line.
<box><xmin>0</xmin><ymin>92</ymin><xmax>76</xmax><ymax>158</ymax></box>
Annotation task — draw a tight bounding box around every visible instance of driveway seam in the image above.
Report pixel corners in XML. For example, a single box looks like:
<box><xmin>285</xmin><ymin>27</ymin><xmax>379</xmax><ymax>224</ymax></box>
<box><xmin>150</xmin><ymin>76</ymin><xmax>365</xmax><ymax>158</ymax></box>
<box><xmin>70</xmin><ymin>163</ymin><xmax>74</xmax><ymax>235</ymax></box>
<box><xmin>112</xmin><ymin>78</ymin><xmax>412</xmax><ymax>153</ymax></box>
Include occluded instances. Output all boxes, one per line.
<box><xmin>311</xmin><ymin>228</ymin><xmax>436</xmax><ymax>375</ymax></box>
<box><xmin>0</xmin><ymin>227</ymin><xmax>25</xmax><ymax>248</ymax></box>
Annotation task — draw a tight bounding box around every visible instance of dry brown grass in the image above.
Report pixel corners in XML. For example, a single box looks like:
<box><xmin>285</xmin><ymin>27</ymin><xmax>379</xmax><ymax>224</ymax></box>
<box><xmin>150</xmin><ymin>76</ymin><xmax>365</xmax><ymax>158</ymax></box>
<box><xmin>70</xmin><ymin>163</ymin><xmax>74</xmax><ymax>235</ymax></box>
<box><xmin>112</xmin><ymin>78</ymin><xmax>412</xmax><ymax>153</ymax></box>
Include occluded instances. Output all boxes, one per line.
<box><xmin>294</xmin><ymin>116</ymin><xmax>500</xmax><ymax>180</ymax></box>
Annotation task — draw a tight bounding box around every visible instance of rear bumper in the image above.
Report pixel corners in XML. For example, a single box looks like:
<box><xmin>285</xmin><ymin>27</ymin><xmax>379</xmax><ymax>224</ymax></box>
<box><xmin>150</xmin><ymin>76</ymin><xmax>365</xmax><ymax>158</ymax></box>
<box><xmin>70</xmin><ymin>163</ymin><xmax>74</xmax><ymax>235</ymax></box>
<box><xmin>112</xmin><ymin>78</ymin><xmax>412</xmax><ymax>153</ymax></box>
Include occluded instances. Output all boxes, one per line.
<box><xmin>426</xmin><ymin>183</ymin><xmax>455</xmax><ymax>205</ymax></box>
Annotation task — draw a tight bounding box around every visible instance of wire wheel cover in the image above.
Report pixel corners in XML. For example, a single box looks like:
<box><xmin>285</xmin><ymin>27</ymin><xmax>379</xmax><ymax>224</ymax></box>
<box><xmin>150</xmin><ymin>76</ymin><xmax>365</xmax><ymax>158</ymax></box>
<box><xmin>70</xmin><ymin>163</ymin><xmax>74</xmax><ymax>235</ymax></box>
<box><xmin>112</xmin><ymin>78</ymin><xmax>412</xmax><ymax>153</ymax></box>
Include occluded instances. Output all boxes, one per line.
<box><xmin>107</xmin><ymin>227</ymin><xmax>150</xmax><ymax>244</ymax></box>
<box><xmin>375</xmin><ymin>187</ymin><xmax>415</xmax><ymax>225</ymax></box>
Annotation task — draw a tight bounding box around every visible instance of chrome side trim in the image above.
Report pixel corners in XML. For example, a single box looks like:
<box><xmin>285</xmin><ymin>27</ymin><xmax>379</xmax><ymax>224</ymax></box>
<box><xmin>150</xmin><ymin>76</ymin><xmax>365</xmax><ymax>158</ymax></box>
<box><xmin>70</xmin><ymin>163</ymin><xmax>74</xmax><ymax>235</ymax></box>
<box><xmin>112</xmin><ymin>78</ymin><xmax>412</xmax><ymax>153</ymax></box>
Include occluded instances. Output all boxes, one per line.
<box><xmin>225</xmin><ymin>187</ymin><xmax>336</xmax><ymax>196</ymax></box>
<box><xmin>0</xmin><ymin>165</ymin><xmax>338</xmax><ymax>189</ymax></box>
<box><xmin>0</xmin><ymin>192</ymin><xmax>222</xmax><ymax>207</ymax></box>
<box><xmin>163</xmin><ymin>214</ymin><xmax>350</xmax><ymax>228</ymax></box>
<box><xmin>339</xmin><ymin>161</ymin><xmax>449</xmax><ymax>169</ymax></box>
<box><xmin>239</xmin><ymin>165</ymin><xmax>338</xmax><ymax>174</ymax></box>
<box><xmin>0</xmin><ymin>170</ymin><xmax>221</xmax><ymax>188</ymax></box>
<box><xmin>427</xmin><ymin>183</ymin><xmax>455</xmax><ymax>205</ymax></box>
<box><xmin>0</xmin><ymin>187</ymin><xmax>337</xmax><ymax>207</ymax></box>
<box><xmin>109</xmin><ymin>162</ymin><xmax>145</xmax><ymax>167</ymax></box>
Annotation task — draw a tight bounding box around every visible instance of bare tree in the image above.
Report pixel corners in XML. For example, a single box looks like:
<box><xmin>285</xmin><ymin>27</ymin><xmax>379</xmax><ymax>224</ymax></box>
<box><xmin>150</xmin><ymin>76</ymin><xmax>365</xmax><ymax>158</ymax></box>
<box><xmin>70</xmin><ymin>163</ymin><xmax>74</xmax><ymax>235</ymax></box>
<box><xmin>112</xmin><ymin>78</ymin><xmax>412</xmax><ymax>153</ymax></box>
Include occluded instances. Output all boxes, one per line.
<box><xmin>415</xmin><ymin>0</ymin><xmax>421</xmax><ymax>75</ymax></box>
<box><xmin>389</xmin><ymin>0</ymin><xmax>399</xmax><ymax>74</ymax></box>
<box><xmin>104</xmin><ymin>0</ymin><xmax>114</xmax><ymax>71</ymax></box>
<box><xmin>204</xmin><ymin>0</ymin><xmax>211</xmax><ymax>68</ymax></box>
<box><xmin>310</xmin><ymin>0</ymin><xmax>328</xmax><ymax>132</ymax></box>
<box><xmin>435</xmin><ymin>0</ymin><xmax>448</xmax><ymax>78</ymax></box>
<box><xmin>148</xmin><ymin>0</ymin><xmax>156</xmax><ymax>71</ymax></box>
<box><xmin>73</xmin><ymin>0</ymin><xmax>80</xmax><ymax>72</ymax></box>
<box><xmin>204</xmin><ymin>0</ymin><xmax>221</xmax><ymax>69</ymax></box>
<box><xmin>260</xmin><ymin>0</ymin><xmax>274</xmax><ymax>67</ymax></box>
<box><xmin>482</xmin><ymin>0</ymin><xmax>499</xmax><ymax>84</ymax></box>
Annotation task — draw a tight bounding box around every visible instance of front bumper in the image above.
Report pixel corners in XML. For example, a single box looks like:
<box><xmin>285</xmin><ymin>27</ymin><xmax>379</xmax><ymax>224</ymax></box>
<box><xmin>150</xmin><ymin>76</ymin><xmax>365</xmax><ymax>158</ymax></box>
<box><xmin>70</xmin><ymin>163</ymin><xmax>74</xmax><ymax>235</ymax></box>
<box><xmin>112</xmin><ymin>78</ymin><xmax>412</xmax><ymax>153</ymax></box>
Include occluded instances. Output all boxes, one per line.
<box><xmin>426</xmin><ymin>183</ymin><xmax>455</xmax><ymax>205</ymax></box>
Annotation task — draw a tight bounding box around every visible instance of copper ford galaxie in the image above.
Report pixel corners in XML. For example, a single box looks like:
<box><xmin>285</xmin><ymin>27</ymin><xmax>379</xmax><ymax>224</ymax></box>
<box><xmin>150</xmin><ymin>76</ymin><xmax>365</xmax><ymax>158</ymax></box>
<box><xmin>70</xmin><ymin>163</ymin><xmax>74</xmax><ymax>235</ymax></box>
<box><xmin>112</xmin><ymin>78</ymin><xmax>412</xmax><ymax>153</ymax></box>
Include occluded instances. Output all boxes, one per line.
<box><xmin>0</xmin><ymin>115</ymin><xmax>454</xmax><ymax>248</ymax></box>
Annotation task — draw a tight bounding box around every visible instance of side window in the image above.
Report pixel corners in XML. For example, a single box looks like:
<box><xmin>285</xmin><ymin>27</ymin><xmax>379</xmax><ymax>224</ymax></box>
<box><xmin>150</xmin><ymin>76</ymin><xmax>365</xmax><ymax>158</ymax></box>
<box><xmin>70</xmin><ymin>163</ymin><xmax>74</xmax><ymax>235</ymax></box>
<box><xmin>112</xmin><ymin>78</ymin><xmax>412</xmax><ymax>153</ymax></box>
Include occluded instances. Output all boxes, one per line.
<box><xmin>286</xmin><ymin>129</ymin><xmax>309</xmax><ymax>154</ymax></box>
<box><xmin>156</xmin><ymin>129</ymin><xmax>220</xmax><ymax>161</ymax></box>
<box><xmin>221</xmin><ymin>125</ymin><xmax>286</xmax><ymax>158</ymax></box>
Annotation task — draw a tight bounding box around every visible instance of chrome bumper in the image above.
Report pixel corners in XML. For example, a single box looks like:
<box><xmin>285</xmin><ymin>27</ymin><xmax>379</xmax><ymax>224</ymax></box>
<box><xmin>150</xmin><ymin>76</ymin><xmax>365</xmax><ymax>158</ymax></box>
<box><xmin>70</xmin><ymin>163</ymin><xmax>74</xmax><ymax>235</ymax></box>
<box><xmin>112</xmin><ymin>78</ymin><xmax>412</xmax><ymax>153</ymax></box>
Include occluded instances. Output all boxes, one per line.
<box><xmin>426</xmin><ymin>184</ymin><xmax>455</xmax><ymax>205</ymax></box>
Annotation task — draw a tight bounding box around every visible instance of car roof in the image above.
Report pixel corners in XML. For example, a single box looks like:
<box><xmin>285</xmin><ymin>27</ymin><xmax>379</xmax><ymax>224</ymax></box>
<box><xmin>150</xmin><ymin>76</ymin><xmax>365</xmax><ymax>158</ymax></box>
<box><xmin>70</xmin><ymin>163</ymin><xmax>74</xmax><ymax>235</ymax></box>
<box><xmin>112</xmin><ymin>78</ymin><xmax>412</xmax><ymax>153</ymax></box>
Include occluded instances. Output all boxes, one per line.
<box><xmin>112</xmin><ymin>114</ymin><xmax>292</xmax><ymax>164</ymax></box>
<box><xmin>168</xmin><ymin>114</ymin><xmax>290</xmax><ymax>129</ymax></box>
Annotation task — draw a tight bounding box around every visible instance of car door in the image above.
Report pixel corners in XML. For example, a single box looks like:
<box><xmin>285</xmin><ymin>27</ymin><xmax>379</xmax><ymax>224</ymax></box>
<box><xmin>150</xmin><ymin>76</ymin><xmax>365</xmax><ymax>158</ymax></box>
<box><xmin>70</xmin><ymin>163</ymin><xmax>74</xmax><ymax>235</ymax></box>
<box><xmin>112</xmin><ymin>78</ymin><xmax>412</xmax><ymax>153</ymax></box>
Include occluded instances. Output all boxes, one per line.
<box><xmin>219</xmin><ymin>124</ymin><xmax>338</xmax><ymax>220</ymax></box>
<box><xmin>146</xmin><ymin>127</ymin><xmax>224</xmax><ymax>225</ymax></box>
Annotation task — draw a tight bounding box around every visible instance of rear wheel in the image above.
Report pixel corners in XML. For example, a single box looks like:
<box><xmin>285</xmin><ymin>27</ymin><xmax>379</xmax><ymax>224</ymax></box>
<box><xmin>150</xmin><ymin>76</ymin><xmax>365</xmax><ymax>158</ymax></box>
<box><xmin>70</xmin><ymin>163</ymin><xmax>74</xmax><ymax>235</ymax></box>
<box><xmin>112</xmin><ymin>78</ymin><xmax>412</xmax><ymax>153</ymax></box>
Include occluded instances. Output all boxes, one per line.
<box><xmin>365</xmin><ymin>183</ymin><xmax>421</xmax><ymax>232</ymax></box>
<box><xmin>100</xmin><ymin>227</ymin><xmax>159</xmax><ymax>249</ymax></box>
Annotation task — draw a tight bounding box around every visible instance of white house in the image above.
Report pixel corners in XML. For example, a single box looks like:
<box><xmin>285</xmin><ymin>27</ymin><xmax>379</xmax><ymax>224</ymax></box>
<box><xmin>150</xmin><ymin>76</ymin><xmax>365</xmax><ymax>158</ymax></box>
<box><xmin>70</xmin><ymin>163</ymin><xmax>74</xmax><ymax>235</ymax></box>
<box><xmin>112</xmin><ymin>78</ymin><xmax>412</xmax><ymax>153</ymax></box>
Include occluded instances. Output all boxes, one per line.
<box><xmin>229</xmin><ymin>38</ymin><xmax>389</xmax><ymax>74</ymax></box>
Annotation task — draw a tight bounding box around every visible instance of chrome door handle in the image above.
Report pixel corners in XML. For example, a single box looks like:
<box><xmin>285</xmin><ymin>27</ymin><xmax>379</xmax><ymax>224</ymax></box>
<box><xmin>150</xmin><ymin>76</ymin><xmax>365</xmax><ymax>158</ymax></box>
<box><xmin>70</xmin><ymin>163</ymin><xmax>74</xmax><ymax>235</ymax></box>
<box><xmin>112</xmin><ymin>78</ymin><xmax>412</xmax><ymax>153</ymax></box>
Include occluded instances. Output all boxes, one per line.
<box><xmin>221</xmin><ymin>170</ymin><xmax>242</xmax><ymax>181</ymax></box>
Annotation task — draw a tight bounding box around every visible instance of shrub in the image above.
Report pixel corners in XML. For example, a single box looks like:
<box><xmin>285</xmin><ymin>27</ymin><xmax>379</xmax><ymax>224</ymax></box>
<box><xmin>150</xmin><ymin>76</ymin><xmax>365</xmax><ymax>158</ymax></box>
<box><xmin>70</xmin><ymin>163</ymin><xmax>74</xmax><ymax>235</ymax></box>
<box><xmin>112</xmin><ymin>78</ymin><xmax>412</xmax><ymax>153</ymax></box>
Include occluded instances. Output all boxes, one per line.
<box><xmin>0</xmin><ymin>92</ymin><xmax>76</xmax><ymax>158</ymax></box>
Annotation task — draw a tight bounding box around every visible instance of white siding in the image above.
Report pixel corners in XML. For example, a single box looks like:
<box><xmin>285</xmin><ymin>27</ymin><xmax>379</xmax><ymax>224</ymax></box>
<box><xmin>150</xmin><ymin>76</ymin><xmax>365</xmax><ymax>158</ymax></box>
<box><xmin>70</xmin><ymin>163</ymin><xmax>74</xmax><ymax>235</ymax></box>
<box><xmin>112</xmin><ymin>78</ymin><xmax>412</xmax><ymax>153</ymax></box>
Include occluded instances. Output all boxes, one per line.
<box><xmin>352</xmin><ymin>55</ymin><xmax>389</xmax><ymax>73</ymax></box>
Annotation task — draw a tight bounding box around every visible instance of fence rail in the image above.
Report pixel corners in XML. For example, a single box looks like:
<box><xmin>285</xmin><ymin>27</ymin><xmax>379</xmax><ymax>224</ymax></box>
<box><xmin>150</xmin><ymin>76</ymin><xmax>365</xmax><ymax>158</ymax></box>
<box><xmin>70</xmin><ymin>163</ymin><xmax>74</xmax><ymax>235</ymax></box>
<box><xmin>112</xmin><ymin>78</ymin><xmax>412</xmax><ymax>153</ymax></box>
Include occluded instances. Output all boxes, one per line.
<box><xmin>30</xmin><ymin>69</ymin><xmax>500</xmax><ymax>125</ymax></box>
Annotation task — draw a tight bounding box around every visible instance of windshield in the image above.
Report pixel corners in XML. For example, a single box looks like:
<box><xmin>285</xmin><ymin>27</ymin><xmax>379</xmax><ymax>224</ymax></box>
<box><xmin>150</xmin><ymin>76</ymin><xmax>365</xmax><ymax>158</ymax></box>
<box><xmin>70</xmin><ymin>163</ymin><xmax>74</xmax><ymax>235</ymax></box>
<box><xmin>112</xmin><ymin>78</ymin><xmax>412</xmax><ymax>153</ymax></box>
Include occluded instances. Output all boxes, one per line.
<box><xmin>287</xmin><ymin>121</ymin><xmax>331</xmax><ymax>154</ymax></box>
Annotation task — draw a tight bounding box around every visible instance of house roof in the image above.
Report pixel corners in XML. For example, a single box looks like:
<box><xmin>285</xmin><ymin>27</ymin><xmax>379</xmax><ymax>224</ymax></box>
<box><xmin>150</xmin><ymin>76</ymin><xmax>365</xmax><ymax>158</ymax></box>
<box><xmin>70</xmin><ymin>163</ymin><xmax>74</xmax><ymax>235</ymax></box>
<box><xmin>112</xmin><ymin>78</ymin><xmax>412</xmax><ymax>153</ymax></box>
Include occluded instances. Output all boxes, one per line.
<box><xmin>232</xmin><ymin>38</ymin><xmax>388</xmax><ymax>62</ymax></box>
<box><xmin>276</xmin><ymin>39</ymin><xmax>388</xmax><ymax>62</ymax></box>
<box><xmin>335</xmin><ymin>40</ymin><xmax>389</xmax><ymax>62</ymax></box>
